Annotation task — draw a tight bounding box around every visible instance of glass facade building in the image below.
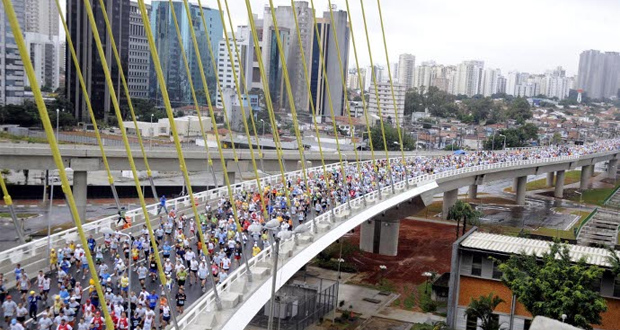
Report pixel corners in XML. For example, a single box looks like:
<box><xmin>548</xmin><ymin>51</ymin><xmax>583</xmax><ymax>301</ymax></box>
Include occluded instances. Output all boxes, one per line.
<box><xmin>149</xmin><ymin>1</ymin><xmax>222</xmax><ymax>107</ymax></box>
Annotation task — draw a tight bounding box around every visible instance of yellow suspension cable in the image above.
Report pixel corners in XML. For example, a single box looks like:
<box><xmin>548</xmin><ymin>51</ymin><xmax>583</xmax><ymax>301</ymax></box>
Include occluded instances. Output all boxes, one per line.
<box><xmin>193</xmin><ymin>0</ymin><xmax>243</xmax><ymax>175</ymax></box>
<box><xmin>213</xmin><ymin>0</ymin><xmax>269</xmax><ymax>223</ymax></box>
<box><xmin>221</xmin><ymin>0</ymin><xmax>264</xmax><ymax>170</ymax></box>
<box><xmin>160</xmin><ymin>0</ymin><xmax>224</xmax><ymax>308</ymax></box>
<box><xmin>359</xmin><ymin>0</ymin><xmax>396</xmax><ymax>193</ymax></box>
<box><xmin>79</xmin><ymin>0</ymin><xmax>184</xmax><ymax>328</ymax></box>
<box><xmin>344</xmin><ymin>0</ymin><xmax>378</xmax><ymax>172</ymax></box>
<box><xmin>0</xmin><ymin>169</ymin><xmax>25</xmax><ymax>241</ymax></box>
<box><xmin>243</xmin><ymin>0</ymin><xmax>294</xmax><ymax>209</ymax></box>
<box><xmin>325</xmin><ymin>0</ymin><xmax>363</xmax><ymax>176</ymax></box>
<box><xmin>308</xmin><ymin>0</ymin><xmax>351</xmax><ymax>201</ymax></box>
<box><xmin>94</xmin><ymin>0</ymin><xmax>160</xmax><ymax>200</ymax></box>
<box><xmin>2</xmin><ymin>0</ymin><xmax>114</xmax><ymax>328</ymax></box>
<box><xmin>159</xmin><ymin>0</ymin><xmax>252</xmax><ymax>286</ymax></box>
<box><xmin>165</xmin><ymin>0</ymin><xmax>219</xmax><ymax>188</ymax></box>
<box><xmin>54</xmin><ymin>0</ymin><xmax>121</xmax><ymax>211</ymax></box>
<box><xmin>288</xmin><ymin>0</ymin><xmax>331</xmax><ymax>189</ymax></box>
<box><xmin>265</xmin><ymin>0</ymin><xmax>312</xmax><ymax>194</ymax></box>
<box><xmin>376</xmin><ymin>0</ymin><xmax>408</xmax><ymax>175</ymax></box>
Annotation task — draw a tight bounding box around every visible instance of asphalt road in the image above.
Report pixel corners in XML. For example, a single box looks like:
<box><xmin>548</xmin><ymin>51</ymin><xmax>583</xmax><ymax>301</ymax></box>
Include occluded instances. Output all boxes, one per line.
<box><xmin>0</xmin><ymin>212</ymin><xmax>259</xmax><ymax>330</ymax></box>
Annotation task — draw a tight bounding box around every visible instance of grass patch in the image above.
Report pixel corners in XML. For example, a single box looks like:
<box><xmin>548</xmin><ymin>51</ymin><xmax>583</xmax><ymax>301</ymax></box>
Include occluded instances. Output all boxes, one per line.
<box><xmin>505</xmin><ymin>170</ymin><xmax>585</xmax><ymax>192</ymax></box>
<box><xmin>0</xmin><ymin>213</ymin><xmax>37</xmax><ymax>218</ymax></box>
<box><xmin>568</xmin><ymin>187</ymin><xmax>616</xmax><ymax>206</ymax></box>
<box><xmin>0</xmin><ymin>131</ymin><xmax>52</xmax><ymax>144</ymax></box>
<box><xmin>403</xmin><ymin>285</ymin><xmax>417</xmax><ymax>310</ymax></box>
<box><xmin>377</xmin><ymin>278</ymin><xmax>396</xmax><ymax>292</ymax></box>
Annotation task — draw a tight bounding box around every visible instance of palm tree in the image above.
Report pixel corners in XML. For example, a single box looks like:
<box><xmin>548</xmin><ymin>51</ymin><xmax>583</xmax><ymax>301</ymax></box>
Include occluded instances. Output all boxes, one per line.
<box><xmin>447</xmin><ymin>200</ymin><xmax>481</xmax><ymax>238</ymax></box>
<box><xmin>464</xmin><ymin>293</ymin><xmax>505</xmax><ymax>330</ymax></box>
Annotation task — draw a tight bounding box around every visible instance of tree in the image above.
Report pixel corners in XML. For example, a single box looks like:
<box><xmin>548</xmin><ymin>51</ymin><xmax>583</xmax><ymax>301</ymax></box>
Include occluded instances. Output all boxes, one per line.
<box><xmin>464</xmin><ymin>293</ymin><xmax>505</xmax><ymax>330</ymax></box>
<box><xmin>552</xmin><ymin>132</ymin><xmax>562</xmax><ymax>145</ymax></box>
<box><xmin>506</xmin><ymin>97</ymin><xmax>532</xmax><ymax>124</ymax></box>
<box><xmin>498</xmin><ymin>242</ymin><xmax>607</xmax><ymax>329</ymax></box>
<box><xmin>370</xmin><ymin>124</ymin><xmax>415</xmax><ymax>151</ymax></box>
<box><xmin>446</xmin><ymin>200</ymin><xmax>481</xmax><ymax>238</ymax></box>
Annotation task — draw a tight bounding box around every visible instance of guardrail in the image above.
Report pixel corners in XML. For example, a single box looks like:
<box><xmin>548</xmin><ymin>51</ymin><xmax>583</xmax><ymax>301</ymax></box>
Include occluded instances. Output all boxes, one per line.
<box><xmin>176</xmin><ymin>149</ymin><xmax>620</xmax><ymax>330</ymax></box>
<box><xmin>574</xmin><ymin>208</ymin><xmax>599</xmax><ymax>239</ymax></box>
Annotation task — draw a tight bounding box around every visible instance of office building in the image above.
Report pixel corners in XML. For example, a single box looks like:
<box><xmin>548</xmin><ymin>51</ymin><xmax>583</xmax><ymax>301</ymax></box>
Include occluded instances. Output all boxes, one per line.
<box><xmin>310</xmin><ymin>10</ymin><xmax>350</xmax><ymax>118</ymax></box>
<box><xmin>24</xmin><ymin>0</ymin><xmax>62</xmax><ymax>91</ymax></box>
<box><xmin>149</xmin><ymin>1</ymin><xmax>222</xmax><ymax>106</ymax></box>
<box><xmin>261</xmin><ymin>1</ymin><xmax>314</xmax><ymax>112</ymax></box>
<box><xmin>0</xmin><ymin>0</ymin><xmax>25</xmax><ymax>105</ymax></box>
<box><xmin>127</xmin><ymin>1</ymin><xmax>150</xmax><ymax>99</ymax></box>
<box><xmin>66</xmin><ymin>0</ymin><xmax>130</xmax><ymax>122</ymax></box>
<box><xmin>398</xmin><ymin>53</ymin><xmax>415</xmax><ymax>90</ymax></box>
<box><xmin>216</xmin><ymin>25</ymin><xmax>254</xmax><ymax>108</ymax></box>
<box><xmin>24</xmin><ymin>32</ymin><xmax>61</xmax><ymax>90</ymax></box>
<box><xmin>577</xmin><ymin>50</ymin><xmax>620</xmax><ymax>100</ymax></box>
<box><xmin>367</xmin><ymin>81</ymin><xmax>405</xmax><ymax>121</ymax></box>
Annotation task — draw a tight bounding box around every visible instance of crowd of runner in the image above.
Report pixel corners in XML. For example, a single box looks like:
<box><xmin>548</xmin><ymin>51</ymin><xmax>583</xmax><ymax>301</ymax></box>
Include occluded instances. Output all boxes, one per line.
<box><xmin>1</xmin><ymin>140</ymin><xmax>619</xmax><ymax>330</ymax></box>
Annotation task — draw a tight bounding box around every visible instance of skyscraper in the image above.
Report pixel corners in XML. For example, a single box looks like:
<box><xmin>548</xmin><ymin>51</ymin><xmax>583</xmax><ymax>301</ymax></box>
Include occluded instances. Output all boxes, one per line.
<box><xmin>309</xmin><ymin>10</ymin><xmax>349</xmax><ymax>118</ymax></box>
<box><xmin>66</xmin><ymin>0</ymin><xmax>130</xmax><ymax>122</ymax></box>
<box><xmin>127</xmin><ymin>1</ymin><xmax>150</xmax><ymax>99</ymax></box>
<box><xmin>0</xmin><ymin>0</ymin><xmax>25</xmax><ymax>105</ymax></box>
<box><xmin>149</xmin><ymin>1</ymin><xmax>222</xmax><ymax>107</ymax></box>
<box><xmin>453</xmin><ymin>60</ymin><xmax>484</xmax><ymax>96</ymax></box>
<box><xmin>481</xmin><ymin>68</ymin><xmax>500</xmax><ymax>97</ymax></box>
<box><xmin>397</xmin><ymin>53</ymin><xmax>415</xmax><ymax>90</ymax></box>
<box><xmin>261</xmin><ymin>1</ymin><xmax>314</xmax><ymax>112</ymax></box>
<box><xmin>577</xmin><ymin>50</ymin><xmax>620</xmax><ymax>99</ymax></box>
<box><xmin>216</xmin><ymin>26</ymin><xmax>255</xmax><ymax>108</ymax></box>
<box><xmin>25</xmin><ymin>0</ymin><xmax>62</xmax><ymax>91</ymax></box>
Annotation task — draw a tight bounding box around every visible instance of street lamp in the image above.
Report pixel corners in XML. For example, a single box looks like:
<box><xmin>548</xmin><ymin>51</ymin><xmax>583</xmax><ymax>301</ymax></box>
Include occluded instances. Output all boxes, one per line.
<box><xmin>499</xmin><ymin>134</ymin><xmax>507</xmax><ymax>150</ymax></box>
<box><xmin>47</xmin><ymin>166</ymin><xmax>72</xmax><ymax>254</ymax></box>
<box><xmin>422</xmin><ymin>271</ymin><xmax>433</xmax><ymax>294</ymax></box>
<box><xmin>150</xmin><ymin>114</ymin><xmax>154</xmax><ymax>150</ymax></box>
<box><xmin>101</xmin><ymin>227</ymin><xmax>132</xmax><ymax>320</ymax></box>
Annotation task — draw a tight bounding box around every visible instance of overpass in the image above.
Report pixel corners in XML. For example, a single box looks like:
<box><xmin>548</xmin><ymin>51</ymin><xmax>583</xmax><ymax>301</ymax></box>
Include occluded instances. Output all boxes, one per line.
<box><xmin>1</xmin><ymin>145</ymin><xmax>618</xmax><ymax>330</ymax></box>
<box><xmin>0</xmin><ymin>143</ymin><xmax>449</xmax><ymax>173</ymax></box>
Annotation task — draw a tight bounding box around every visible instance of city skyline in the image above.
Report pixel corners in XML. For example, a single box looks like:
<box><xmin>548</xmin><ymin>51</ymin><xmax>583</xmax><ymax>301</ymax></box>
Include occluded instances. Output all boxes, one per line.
<box><xmin>54</xmin><ymin>0</ymin><xmax>620</xmax><ymax>77</ymax></box>
<box><xmin>231</xmin><ymin>0</ymin><xmax>620</xmax><ymax>76</ymax></box>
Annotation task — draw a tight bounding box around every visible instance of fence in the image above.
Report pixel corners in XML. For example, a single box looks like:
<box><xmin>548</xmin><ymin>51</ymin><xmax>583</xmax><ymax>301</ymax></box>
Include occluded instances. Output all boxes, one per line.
<box><xmin>248</xmin><ymin>281</ymin><xmax>338</xmax><ymax>330</ymax></box>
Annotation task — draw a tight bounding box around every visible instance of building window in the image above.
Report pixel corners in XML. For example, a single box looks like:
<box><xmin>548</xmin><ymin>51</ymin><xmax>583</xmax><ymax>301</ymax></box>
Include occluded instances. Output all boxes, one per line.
<box><xmin>466</xmin><ymin>314</ymin><xmax>477</xmax><ymax>330</ymax></box>
<box><xmin>471</xmin><ymin>254</ymin><xmax>482</xmax><ymax>276</ymax></box>
<box><xmin>492</xmin><ymin>261</ymin><xmax>502</xmax><ymax>279</ymax></box>
<box><xmin>613</xmin><ymin>276</ymin><xmax>620</xmax><ymax>297</ymax></box>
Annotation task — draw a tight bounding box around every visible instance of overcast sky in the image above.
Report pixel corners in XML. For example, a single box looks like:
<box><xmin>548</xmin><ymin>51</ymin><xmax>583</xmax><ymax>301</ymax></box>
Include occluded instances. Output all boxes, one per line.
<box><xmin>61</xmin><ymin>0</ymin><xmax>620</xmax><ymax>76</ymax></box>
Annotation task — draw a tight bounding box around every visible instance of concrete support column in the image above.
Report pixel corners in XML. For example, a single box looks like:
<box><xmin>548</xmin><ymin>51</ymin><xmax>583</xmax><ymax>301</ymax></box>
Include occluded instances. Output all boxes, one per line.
<box><xmin>609</xmin><ymin>159</ymin><xmax>618</xmax><ymax>180</ymax></box>
<box><xmin>378</xmin><ymin>220</ymin><xmax>400</xmax><ymax>256</ymax></box>
<box><xmin>554</xmin><ymin>170</ymin><xmax>565</xmax><ymax>198</ymax></box>
<box><xmin>224</xmin><ymin>171</ymin><xmax>236</xmax><ymax>185</ymax></box>
<box><xmin>468</xmin><ymin>185</ymin><xmax>478</xmax><ymax>199</ymax></box>
<box><xmin>546</xmin><ymin>172</ymin><xmax>555</xmax><ymax>187</ymax></box>
<box><xmin>580</xmin><ymin>165</ymin><xmax>592</xmax><ymax>190</ymax></box>
<box><xmin>515</xmin><ymin>176</ymin><xmax>527</xmax><ymax>205</ymax></box>
<box><xmin>72</xmin><ymin>171</ymin><xmax>87</xmax><ymax>222</ymax></box>
<box><xmin>359</xmin><ymin>218</ymin><xmax>400</xmax><ymax>256</ymax></box>
<box><xmin>359</xmin><ymin>220</ymin><xmax>374</xmax><ymax>253</ymax></box>
<box><xmin>442</xmin><ymin>189</ymin><xmax>458</xmax><ymax>220</ymax></box>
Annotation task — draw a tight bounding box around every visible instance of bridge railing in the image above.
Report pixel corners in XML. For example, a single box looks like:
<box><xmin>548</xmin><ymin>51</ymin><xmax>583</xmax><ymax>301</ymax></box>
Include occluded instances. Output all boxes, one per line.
<box><xmin>0</xmin><ymin>150</ymin><xmax>615</xmax><ymax>291</ymax></box>
<box><xmin>176</xmin><ymin>150</ymin><xmax>618</xmax><ymax>329</ymax></box>
<box><xmin>0</xmin><ymin>159</ymin><xmax>344</xmax><ymax>289</ymax></box>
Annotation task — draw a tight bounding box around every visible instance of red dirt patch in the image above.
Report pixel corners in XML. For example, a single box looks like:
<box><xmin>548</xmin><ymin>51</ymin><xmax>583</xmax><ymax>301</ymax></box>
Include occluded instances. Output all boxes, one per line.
<box><xmin>346</xmin><ymin>220</ymin><xmax>454</xmax><ymax>285</ymax></box>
